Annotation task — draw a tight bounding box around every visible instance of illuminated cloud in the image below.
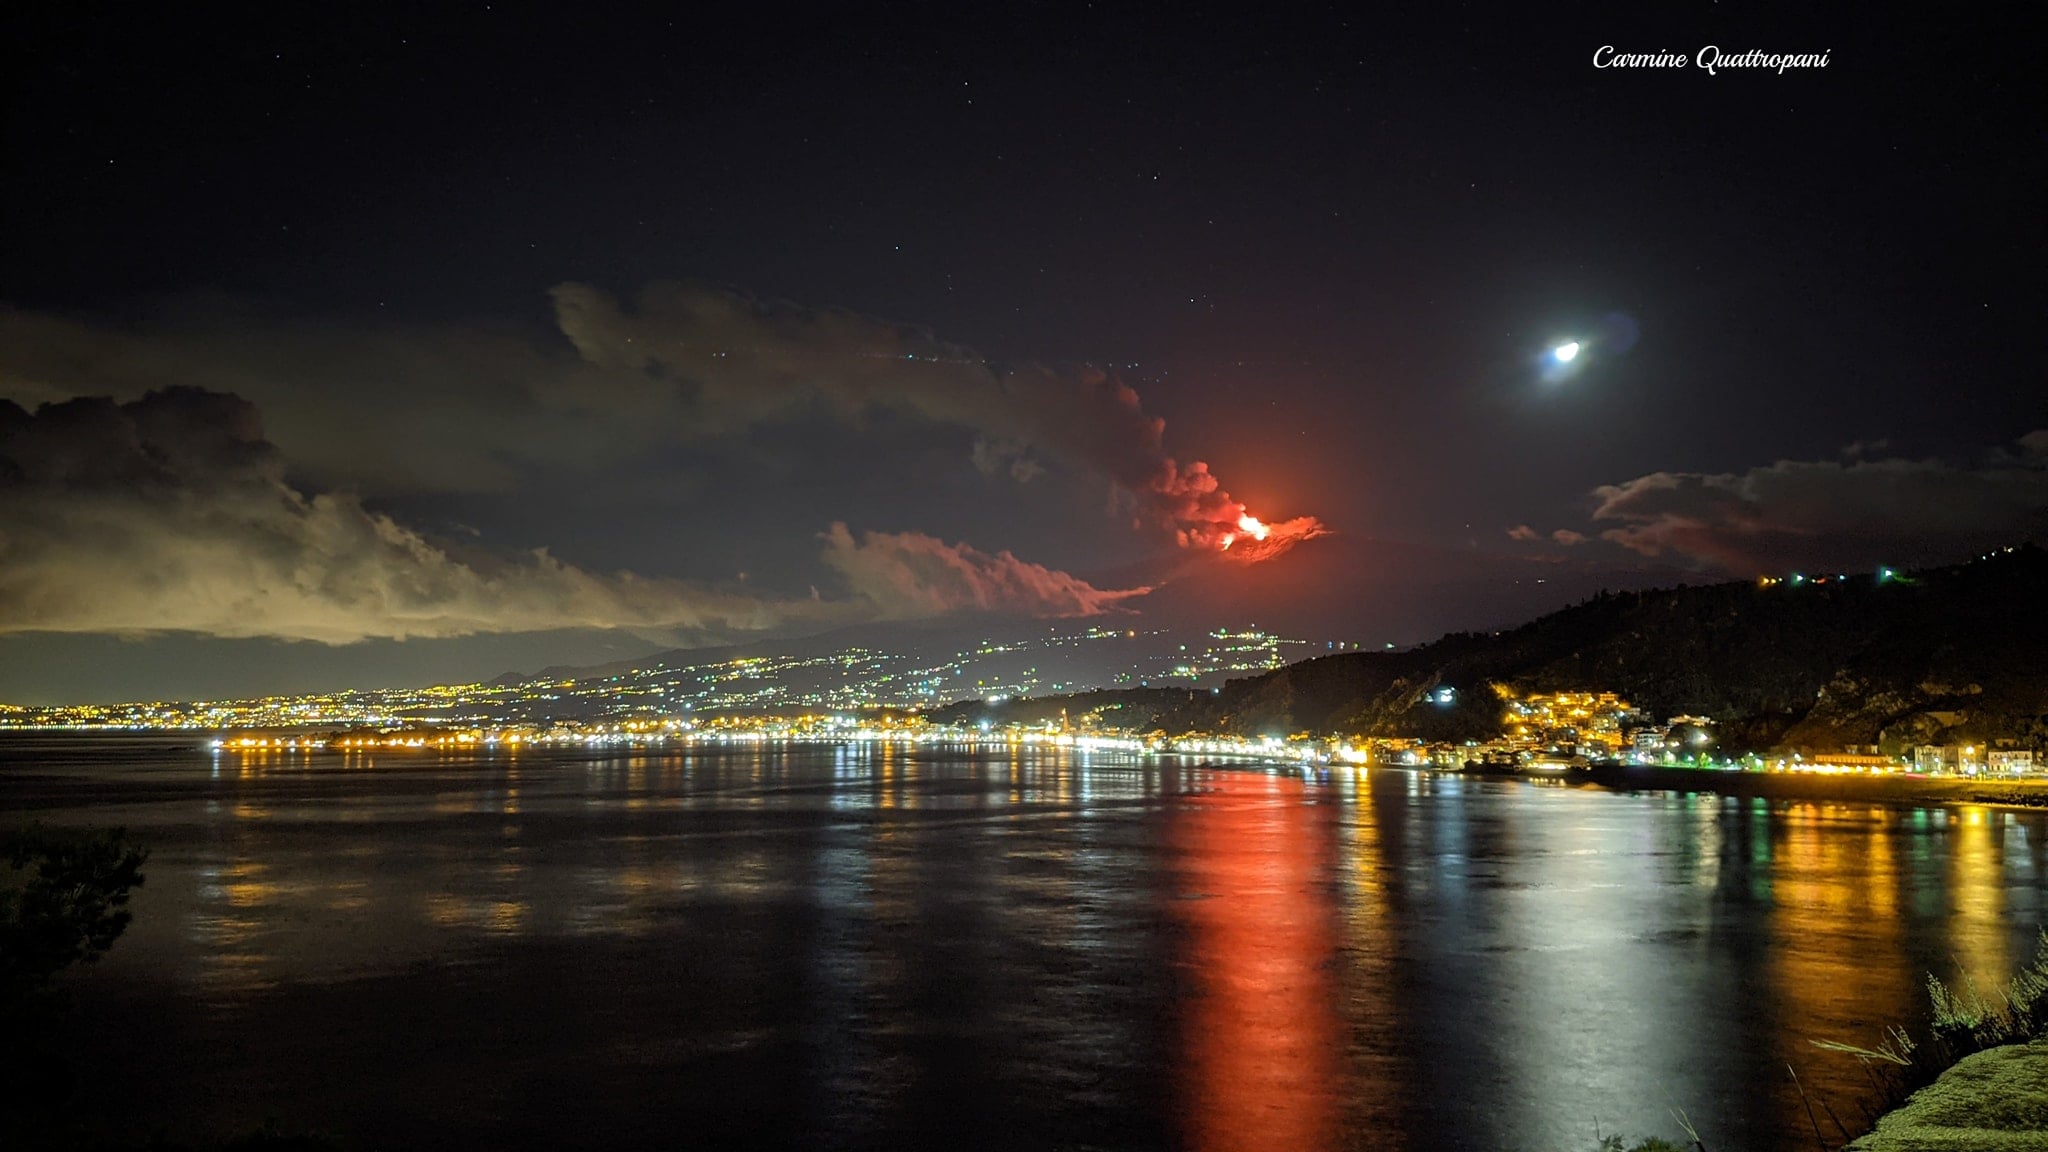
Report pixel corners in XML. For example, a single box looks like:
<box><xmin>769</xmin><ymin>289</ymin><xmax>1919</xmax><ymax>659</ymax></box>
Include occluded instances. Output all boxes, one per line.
<box><xmin>1588</xmin><ymin>433</ymin><xmax>2048</xmax><ymax>574</ymax></box>
<box><xmin>0</xmin><ymin>390</ymin><xmax>827</xmax><ymax>642</ymax></box>
<box><xmin>0</xmin><ymin>389</ymin><xmax>1140</xmax><ymax>642</ymax></box>
<box><xmin>970</xmin><ymin>437</ymin><xmax>1045</xmax><ymax>483</ymax></box>
<box><xmin>1501</xmin><ymin>524</ymin><xmax>1588</xmax><ymax>548</ymax></box>
<box><xmin>818</xmin><ymin>523</ymin><xmax>1150</xmax><ymax>619</ymax></box>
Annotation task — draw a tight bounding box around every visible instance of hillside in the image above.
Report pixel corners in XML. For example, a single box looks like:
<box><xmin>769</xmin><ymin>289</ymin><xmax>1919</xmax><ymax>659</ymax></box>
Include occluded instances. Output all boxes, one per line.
<box><xmin>956</xmin><ymin>547</ymin><xmax>2048</xmax><ymax>754</ymax></box>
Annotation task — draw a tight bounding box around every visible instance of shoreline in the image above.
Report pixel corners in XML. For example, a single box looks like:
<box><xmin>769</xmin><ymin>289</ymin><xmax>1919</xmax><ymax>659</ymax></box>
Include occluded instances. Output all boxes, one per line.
<box><xmin>8</xmin><ymin>729</ymin><xmax>2048</xmax><ymax>812</ymax></box>
<box><xmin>1549</xmin><ymin>762</ymin><xmax>2048</xmax><ymax>809</ymax></box>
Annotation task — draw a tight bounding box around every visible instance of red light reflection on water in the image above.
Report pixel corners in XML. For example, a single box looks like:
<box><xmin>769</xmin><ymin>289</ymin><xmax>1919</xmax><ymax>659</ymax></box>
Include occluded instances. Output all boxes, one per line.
<box><xmin>1170</xmin><ymin>771</ymin><xmax>1343</xmax><ymax>1152</ymax></box>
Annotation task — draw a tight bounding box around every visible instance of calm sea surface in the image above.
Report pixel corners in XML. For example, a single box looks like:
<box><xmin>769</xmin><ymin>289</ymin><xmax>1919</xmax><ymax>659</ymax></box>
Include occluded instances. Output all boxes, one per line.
<box><xmin>4</xmin><ymin>735</ymin><xmax>2044</xmax><ymax>1151</ymax></box>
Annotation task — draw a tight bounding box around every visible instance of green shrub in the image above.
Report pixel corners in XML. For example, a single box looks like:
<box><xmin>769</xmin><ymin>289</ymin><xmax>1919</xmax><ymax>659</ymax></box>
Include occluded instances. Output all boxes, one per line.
<box><xmin>1815</xmin><ymin>930</ymin><xmax>2048</xmax><ymax>1136</ymax></box>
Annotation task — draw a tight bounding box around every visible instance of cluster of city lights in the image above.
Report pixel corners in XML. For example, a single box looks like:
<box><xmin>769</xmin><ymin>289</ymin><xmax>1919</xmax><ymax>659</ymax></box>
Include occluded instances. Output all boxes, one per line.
<box><xmin>2</xmin><ymin>625</ymin><xmax>1351</xmax><ymax>734</ymax></box>
<box><xmin>1758</xmin><ymin>566</ymin><xmax>1902</xmax><ymax>588</ymax></box>
<box><xmin>179</xmin><ymin>715</ymin><xmax>2040</xmax><ymax>780</ymax></box>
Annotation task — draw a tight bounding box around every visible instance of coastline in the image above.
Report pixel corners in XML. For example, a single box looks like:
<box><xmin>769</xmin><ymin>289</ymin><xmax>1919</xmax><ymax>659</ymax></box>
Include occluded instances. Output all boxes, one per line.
<box><xmin>8</xmin><ymin>729</ymin><xmax>2048</xmax><ymax>813</ymax></box>
<box><xmin>1558</xmin><ymin>762</ymin><xmax>2048</xmax><ymax>809</ymax></box>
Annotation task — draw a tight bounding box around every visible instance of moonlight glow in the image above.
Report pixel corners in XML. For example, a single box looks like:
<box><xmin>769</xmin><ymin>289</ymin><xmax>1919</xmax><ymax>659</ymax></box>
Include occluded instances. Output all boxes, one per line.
<box><xmin>1552</xmin><ymin>341</ymin><xmax>1581</xmax><ymax>363</ymax></box>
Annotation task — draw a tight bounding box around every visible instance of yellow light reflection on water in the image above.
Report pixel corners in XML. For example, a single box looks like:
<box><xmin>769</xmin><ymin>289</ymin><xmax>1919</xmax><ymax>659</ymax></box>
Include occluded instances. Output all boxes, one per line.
<box><xmin>1950</xmin><ymin>805</ymin><xmax>2011</xmax><ymax>986</ymax></box>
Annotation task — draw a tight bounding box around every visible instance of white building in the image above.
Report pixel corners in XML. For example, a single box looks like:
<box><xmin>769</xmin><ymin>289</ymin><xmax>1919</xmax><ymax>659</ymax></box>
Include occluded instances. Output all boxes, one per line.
<box><xmin>1913</xmin><ymin>745</ymin><xmax>1955</xmax><ymax>773</ymax></box>
<box><xmin>1988</xmin><ymin>750</ymin><xmax>2036</xmax><ymax>775</ymax></box>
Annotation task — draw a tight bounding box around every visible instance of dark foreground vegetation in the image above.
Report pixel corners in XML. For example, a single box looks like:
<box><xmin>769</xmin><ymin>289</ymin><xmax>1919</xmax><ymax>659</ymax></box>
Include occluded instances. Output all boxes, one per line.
<box><xmin>1814</xmin><ymin>932</ymin><xmax>2048</xmax><ymax>1147</ymax></box>
<box><xmin>3</xmin><ymin>823</ymin><xmax>144</xmax><ymax>1147</ymax></box>
<box><xmin>1</xmin><ymin>825</ymin><xmax>335</xmax><ymax>1150</ymax></box>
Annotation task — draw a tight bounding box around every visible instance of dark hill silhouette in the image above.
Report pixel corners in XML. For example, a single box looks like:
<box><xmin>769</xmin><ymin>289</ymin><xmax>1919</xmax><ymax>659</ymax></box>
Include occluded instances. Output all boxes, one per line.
<box><xmin>946</xmin><ymin>546</ymin><xmax>2048</xmax><ymax>755</ymax></box>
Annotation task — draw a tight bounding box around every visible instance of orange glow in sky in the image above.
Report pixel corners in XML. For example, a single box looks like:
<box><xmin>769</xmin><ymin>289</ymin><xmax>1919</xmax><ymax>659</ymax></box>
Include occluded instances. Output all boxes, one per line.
<box><xmin>1215</xmin><ymin>509</ymin><xmax>1328</xmax><ymax>562</ymax></box>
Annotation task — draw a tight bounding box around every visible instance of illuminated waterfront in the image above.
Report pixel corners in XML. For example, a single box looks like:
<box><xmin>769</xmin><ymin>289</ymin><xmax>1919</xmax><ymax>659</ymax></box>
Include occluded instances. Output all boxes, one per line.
<box><xmin>7</xmin><ymin>735</ymin><xmax>2046</xmax><ymax>1151</ymax></box>
<box><xmin>0</xmin><ymin>625</ymin><xmax>1332</xmax><ymax>731</ymax></box>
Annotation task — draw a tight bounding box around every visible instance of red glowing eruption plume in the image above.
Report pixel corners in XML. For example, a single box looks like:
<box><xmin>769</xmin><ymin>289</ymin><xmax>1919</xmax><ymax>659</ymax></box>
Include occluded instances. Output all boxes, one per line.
<box><xmin>1202</xmin><ymin>510</ymin><xmax>1329</xmax><ymax>563</ymax></box>
<box><xmin>1143</xmin><ymin>455</ymin><xmax>1328</xmax><ymax>564</ymax></box>
<box><xmin>1211</xmin><ymin>511</ymin><xmax>1327</xmax><ymax>563</ymax></box>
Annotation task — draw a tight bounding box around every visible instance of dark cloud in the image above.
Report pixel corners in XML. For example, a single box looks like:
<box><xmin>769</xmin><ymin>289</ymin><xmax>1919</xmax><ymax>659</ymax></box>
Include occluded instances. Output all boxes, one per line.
<box><xmin>0</xmin><ymin>302</ymin><xmax>591</xmax><ymax>493</ymax></box>
<box><xmin>549</xmin><ymin>283</ymin><xmax>1324</xmax><ymax>556</ymax></box>
<box><xmin>1587</xmin><ymin>433</ymin><xmax>2048</xmax><ymax>574</ymax></box>
<box><xmin>0</xmin><ymin>283</ymin><xmax>1324</xmax><ymax>558</ymax></box>
<box><xmin>969</xmin><ymin>437</ymin><xmax>1044</xmax><ymax>484</ymax></box>
<box><xmin>0</xmin><ymin>388</ymin><xmax>1134</xmax><ymax>642</ymax></box>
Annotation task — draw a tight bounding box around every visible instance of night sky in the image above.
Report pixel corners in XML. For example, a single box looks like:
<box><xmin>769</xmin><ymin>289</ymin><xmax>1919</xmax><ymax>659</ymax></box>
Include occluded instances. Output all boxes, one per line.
<box><xmin>2</xmin><ymin>4</ymin><xmax>2041</xmax><ymax>702</ymax></box>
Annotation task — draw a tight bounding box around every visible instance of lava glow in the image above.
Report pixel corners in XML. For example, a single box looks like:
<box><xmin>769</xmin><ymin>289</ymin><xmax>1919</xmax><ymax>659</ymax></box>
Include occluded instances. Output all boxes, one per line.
<box><xmin>1213</xmin><ymin>508</ymin><xmax>1327</xmax><ymax>563</ymax></box>
<box><xmin>1216</xmin><ymin>513</ymin><xmax>1271</xmax><ymax>551</ymax></box>
<box><xmin>1151</xmin><ymin>453</ymin><xmax>1325</xmax><ymax>563</ymax></box>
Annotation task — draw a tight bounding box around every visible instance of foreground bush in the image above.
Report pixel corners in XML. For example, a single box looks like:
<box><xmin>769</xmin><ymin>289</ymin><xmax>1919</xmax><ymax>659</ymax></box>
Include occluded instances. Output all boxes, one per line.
<box><xmin>1816</xmin><ymin>931</ymin><xmax>2048</xmax><ymax>1142</ymax></box>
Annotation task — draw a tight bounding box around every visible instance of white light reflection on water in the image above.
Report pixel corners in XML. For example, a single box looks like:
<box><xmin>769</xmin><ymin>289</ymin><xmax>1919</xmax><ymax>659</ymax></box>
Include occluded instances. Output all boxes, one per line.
<box><xmin>5</xmin><ymin>736</ymin><xmax>2046</xmax><ymax>1152</ymax></box>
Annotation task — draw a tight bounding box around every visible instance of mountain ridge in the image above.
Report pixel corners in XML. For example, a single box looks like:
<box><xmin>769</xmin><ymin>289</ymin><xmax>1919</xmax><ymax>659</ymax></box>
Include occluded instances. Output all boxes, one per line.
<box><xmin>939</xmin><ymin>546</ymin><xmax>2048</xmax><ymax>754</ymax></box>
